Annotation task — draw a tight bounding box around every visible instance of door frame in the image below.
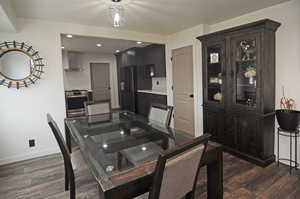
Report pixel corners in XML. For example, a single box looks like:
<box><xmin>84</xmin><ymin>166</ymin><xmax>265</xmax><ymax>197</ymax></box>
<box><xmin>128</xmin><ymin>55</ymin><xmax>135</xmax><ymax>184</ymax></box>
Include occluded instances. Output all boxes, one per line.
<box><xmin>171</xmin><ymin>45</ymin><xmax>195</xmax><ymax>136</ymax></box>
<box><xmin>90</xmin><ymin>62</ymin><xmax>111</xmax><ymax>103</ymax></box>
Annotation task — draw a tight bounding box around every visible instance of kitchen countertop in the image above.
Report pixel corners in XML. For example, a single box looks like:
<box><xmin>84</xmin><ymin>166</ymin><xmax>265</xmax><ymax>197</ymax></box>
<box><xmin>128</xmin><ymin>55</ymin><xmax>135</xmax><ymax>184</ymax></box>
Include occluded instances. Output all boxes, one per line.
<box><xmin>137</xmin><ymin>89</ymin><xmax>167</xmax><ymax>95</ymax></box>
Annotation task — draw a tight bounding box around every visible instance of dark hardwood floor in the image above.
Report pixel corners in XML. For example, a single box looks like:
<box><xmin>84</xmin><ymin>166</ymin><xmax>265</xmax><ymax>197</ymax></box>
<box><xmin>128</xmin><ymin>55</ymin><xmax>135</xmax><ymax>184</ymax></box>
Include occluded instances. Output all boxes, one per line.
<box><xmin>0</xmin><ymin>152</ymin><xmax>299</xmax><ymax>199</ymax></box>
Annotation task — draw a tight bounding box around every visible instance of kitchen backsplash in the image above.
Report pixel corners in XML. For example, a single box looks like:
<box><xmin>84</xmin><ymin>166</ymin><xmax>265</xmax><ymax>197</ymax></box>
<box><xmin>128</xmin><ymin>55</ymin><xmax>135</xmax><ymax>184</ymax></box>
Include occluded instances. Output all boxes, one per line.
<box><xmin>152</xmin><ymin>77</ymin><xmax>167</xmax><ymax>92</ymax></box>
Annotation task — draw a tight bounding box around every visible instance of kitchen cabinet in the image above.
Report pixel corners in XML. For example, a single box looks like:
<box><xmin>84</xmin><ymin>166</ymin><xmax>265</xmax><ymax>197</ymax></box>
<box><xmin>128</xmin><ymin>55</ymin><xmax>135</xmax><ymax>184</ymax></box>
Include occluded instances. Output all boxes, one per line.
<box><xmin>136</xmin><ymin>65</ymin><xmax>152</xmax><ymax>90</ymax></box>
<box><xmin>197</xmin><ymin>19</ymin><xmax>281</xmax><ymax>167</ymax></box>
<box><xmin>142</xmin><ymin>44</ymin><xmax>166</xmax><ymax>77</ymax></box>
<box><xmin>116</xmin><ymin>44</ymin><xmax>167</xmax><ymax>114</ymax></box>
<box><xmin>136</xmin><ymin>92</ymin><xmax>152</xmax><ymax>116</ymax></box>
<box><xmin>136</xmin><ymin>92</ymin><xmax>167</xmax><ymax>117</ymax></box>
<box><xmin>118</xmin><ymin>48</ymin><xmax>138</xmax><ymax>67</ymax></box>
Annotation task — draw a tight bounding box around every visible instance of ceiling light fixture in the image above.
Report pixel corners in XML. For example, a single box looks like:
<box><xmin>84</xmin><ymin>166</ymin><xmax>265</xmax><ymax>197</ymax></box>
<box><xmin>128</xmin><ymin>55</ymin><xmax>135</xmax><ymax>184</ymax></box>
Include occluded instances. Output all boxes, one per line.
<box><xmin>61</xmin><ymin>46</ymin><xmax>65</xmax><ymax>49</ymax></box>
<box><xmin>141</xmin><ymin>146</ymin><xmax>147</xmax><ymax>151</ymax></box>
<box><xmin>116</xmin><ymin>50</ymin><xmax>120</xmax><ymax>53</ymax></box>
<box><xmin>96</xmin><ymin>43</ymin><xmax>102</xmax><ymax>47</ymax></box>
<box><xmin>109</xmin><ymin>0</ymin><xmax>124</xmax><ymax>28</ymax></box>
<box><xmin>136</xmin><ymin>41</ymin><xmax>143</xmax><ymax>44</ymax></box>
<box><xmin>66</xmin><ymin>34</ymin><xmax>73</xmax><ymax>38</ymax></box>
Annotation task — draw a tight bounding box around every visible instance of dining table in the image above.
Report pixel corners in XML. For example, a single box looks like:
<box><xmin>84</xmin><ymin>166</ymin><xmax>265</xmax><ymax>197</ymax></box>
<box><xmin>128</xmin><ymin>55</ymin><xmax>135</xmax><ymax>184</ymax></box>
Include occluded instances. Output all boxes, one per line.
<box><xmin>64</xmin><ymin>111</ymin><xmax>223</xmax><ymax>199</ymax></box>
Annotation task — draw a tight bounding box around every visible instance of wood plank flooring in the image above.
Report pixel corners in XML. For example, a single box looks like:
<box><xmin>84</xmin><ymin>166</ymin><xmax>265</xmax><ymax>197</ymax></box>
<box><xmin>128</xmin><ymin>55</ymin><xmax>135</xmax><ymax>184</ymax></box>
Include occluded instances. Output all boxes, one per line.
<box><xmin>0</xmin><ymin>152</ymin><xmax>299</xmax><ymax>199</ymax></box>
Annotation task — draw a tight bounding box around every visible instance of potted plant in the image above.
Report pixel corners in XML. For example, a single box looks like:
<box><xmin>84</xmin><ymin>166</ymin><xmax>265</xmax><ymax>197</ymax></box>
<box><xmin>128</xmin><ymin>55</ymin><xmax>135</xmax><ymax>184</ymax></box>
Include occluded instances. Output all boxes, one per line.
<box><xmin>276</xmin><ymin>93</ymin><xmax>300</xmax><ymax>131</ymax></box>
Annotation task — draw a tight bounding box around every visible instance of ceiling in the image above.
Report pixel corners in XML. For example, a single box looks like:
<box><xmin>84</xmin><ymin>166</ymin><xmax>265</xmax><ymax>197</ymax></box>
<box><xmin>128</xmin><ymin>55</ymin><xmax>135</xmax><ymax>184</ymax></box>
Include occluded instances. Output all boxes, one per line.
<box><xmin>12</xmin><ymin>0</ymin><xmax>289</xmax><ymax>35</ymax></box>
<box><xmin>61</xmin><ymin>34</ymin><xmax>152</xmax><ymax>54</ymax></box>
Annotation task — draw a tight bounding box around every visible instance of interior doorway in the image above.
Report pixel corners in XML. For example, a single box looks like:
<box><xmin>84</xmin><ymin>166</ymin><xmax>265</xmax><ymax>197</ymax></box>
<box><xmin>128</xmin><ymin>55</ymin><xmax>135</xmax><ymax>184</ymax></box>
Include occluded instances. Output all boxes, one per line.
<box><xmin>90</xmin><ymin>63</ymin><xmax>111</xmax><ymax>102</ymax></box>
<box><xmin>172</xmin><ymin>46</ymin><xmax>195</xmax><ymax>136</ymax></box>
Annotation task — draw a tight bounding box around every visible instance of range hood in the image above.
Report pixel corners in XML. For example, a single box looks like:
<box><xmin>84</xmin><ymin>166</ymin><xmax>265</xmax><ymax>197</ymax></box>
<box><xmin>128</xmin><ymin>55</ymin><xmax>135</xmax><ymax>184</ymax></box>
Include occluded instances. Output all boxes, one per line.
<box><xmin>63</xmin><ymin>51</ymin><xmax>83</xmax><ymax>72</ymax></box>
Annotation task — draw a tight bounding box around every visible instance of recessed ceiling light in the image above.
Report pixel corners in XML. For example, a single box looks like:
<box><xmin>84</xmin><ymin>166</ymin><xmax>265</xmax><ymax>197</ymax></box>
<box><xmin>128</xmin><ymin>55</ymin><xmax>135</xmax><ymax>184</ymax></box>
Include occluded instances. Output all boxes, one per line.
<box><xmin>66</xmin><ymin>34</ymin><xmax>73</xmax><ymax>38</ymax></box>
<box><xmin>61</xmin><ymin>46</ymin><xmax>65</xmax><ymax>49</ymax></box>
<box><xmin>96</xmin><ymin>43</ymin><xmax>102</xmax><ymax>47</ymax></box>
<box><xmin>137</xmin><ymin>41</ymin><xmax>143</xmax><ymax>44</ymax></box>
<box><xmin>116</xmin><ymin>50</ymin><xmax>120</xmax><ymax>53</ymax></box>
<box><xmin>141</xmin><ymin>146</ymin><xmax>147</xmax><ymax>151</ymax></box>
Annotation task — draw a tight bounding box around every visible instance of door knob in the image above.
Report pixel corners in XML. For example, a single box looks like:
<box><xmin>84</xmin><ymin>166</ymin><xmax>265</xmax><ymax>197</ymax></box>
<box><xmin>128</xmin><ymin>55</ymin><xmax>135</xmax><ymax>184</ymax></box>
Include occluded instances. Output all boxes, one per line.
<box><xmin>189</xmin><ymin>94</ymin><xmax>194</xmax><ymax>98</ymax></box>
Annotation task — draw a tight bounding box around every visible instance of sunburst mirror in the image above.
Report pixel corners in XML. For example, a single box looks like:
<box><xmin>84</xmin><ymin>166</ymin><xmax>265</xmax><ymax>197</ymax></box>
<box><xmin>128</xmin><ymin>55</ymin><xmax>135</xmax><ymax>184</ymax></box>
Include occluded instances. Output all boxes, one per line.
<box><xmin>0</xmin><ymin>41</ymin><xmax>45</xmax><ymax>89</ymax></box>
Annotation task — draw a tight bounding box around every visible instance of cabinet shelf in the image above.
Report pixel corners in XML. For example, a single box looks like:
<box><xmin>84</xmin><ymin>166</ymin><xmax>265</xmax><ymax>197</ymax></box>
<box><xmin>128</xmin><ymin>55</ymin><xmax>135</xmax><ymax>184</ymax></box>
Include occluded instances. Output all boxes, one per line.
<box><xmin>208</xmin><ymin>83</ymin><xmax>221</xmax><ymax>86</ymax></box>
<box><xmin>237</xmin><ymin>84</ymin><xmax>256</xmax><ymax>88</ymax></box>
<box><xmin>235</xmin><ymin>59</ymin><xmax>256</xmax><ymax>64</ymax></box>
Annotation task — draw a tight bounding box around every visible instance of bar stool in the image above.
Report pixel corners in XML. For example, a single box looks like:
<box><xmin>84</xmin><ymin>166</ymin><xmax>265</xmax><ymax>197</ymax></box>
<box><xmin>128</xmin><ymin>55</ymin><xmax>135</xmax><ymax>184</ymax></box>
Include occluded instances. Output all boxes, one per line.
<box><xmin>277</xmin><ymin>127</ymin><xmax>300</xmax><ymax>174</ymax></box>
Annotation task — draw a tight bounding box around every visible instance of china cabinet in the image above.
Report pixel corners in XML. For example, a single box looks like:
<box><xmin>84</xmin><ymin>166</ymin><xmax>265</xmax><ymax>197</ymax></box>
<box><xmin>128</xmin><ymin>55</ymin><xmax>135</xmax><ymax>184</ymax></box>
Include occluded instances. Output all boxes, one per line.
<box><xmin>197</xmin><ymin>19</ymin><xmax>281</xmax><ymax>166</ymax></box>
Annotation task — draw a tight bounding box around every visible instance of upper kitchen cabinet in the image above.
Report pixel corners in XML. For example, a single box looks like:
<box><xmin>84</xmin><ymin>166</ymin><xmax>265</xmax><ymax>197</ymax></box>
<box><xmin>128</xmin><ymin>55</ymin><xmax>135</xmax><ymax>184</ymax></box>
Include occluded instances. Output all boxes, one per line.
<box><xmin>142</xmin><ymin>44</ymin><xmax>166</xmax><ymax>77</ymax></box>
<box><xmin>119</xmin><ymin>48</ymin><xmax>139</xmax><ymax>67</ymax></box>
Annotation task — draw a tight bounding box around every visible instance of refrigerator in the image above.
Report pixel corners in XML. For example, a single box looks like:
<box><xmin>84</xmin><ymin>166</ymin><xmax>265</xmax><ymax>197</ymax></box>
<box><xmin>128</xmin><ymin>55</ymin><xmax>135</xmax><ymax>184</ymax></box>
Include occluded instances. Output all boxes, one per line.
<box><xmin>119</xmin><ymin>66</ymin><xmax>137</xmax><ymax>112</ymax></box>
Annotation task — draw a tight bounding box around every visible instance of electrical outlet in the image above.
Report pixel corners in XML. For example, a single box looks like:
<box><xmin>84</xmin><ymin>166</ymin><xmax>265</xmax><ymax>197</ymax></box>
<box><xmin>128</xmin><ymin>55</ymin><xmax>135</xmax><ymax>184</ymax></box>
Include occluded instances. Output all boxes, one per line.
<box><xmin>29</xmin><ymin>139</ymin><xmax>35</xmax><ymax>147</ymax></box>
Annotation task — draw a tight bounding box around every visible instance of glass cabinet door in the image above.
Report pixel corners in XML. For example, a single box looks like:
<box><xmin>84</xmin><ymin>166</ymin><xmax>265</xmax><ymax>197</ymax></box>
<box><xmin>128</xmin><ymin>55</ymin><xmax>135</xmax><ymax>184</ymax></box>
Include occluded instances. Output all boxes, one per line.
<box><xmin>232</xmin><ymin>35</ymin><xmax>259</xmax><ymax>108</ymax></box>
<box><xmin>205</xmin><ymin>42</ymin><xmax>225</xmax><ymax>105</ymax></box>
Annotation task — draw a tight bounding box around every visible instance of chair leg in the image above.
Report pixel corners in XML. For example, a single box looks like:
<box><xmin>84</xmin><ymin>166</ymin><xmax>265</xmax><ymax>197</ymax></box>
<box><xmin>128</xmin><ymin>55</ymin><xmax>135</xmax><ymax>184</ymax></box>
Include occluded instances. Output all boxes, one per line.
<box><xmin>70</xmin><ymin>177</ymin><xmax>76</xmax><ymax>199</ymax></box>
<box><xmin>65</xmin><ymin>162</ymin><xmax>69</xmax><ymax>191</ymax></box>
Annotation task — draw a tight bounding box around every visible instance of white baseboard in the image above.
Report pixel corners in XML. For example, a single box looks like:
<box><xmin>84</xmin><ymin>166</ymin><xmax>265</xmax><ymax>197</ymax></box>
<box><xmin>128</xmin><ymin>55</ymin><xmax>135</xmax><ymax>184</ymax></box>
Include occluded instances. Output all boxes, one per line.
<box><xmin>0</xmin><ymin>148</ymin><xmax>60</xmax><ymax>166</ymax></box>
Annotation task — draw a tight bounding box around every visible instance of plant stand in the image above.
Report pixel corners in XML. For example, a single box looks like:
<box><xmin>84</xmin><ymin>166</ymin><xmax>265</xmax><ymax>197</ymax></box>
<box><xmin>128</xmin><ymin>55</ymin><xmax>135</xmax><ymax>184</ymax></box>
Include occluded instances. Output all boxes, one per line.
<box><xmin>277</xmin><ymin>127</ymin><xmax>300</xmax><ymax>174</ymax></box>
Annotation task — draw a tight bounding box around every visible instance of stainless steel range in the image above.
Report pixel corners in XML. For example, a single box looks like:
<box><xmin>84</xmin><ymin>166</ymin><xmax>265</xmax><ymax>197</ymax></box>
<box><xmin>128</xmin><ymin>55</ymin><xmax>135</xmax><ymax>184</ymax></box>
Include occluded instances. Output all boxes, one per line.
<box><xmin>65</xmin><ymin>90</ymin><xmax>92</xmax><ymax>118</ymax></box>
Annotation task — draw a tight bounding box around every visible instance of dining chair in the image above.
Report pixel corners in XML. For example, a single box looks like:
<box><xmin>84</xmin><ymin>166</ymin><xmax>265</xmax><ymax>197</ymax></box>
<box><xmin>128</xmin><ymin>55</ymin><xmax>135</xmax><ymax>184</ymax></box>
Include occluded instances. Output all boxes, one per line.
<box><xmin>121</xmin><ymin>104</ymin><xmax>174</xmax><ymax>167</ymax></box>
<box><xmin>148</xmin><ymin>103</ymin><xmax>173</xmax><ymax>127</ymax></box>
<box><xmin>85</xmin><ymin>100</ymin><xmax>112</xmax><ymax>116</ymax></box>
<box><xmin>47</xmin><ymin>113</ymin><xmax>87</xmax><ymax>199</ymax></box>
<box><xmin>137</xmin><ymin>133</ymin><xmax>211</xmax><ymax>199</ymax></box>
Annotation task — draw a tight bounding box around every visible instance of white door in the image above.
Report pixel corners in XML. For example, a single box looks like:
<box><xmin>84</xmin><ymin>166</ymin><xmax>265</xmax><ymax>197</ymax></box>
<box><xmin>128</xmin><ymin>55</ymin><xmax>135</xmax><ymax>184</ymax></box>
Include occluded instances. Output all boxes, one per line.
<box><xmin>90</xmin><ymin>63</ymin><xmax>110</xmax><ymax>102</ymax></box>
<box><xmin>172</xmin><ymin>46</ymin><xmax>195</xmax><ymax>136</ymax></box>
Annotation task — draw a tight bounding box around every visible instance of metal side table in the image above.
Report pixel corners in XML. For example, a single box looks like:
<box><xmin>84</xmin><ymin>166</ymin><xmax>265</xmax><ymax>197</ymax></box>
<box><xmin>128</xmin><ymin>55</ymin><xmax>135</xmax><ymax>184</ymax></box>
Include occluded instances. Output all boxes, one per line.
<box><xmin>277</xmin><ymin>127</ymin><xmax>300</xmax><ymax>174</ymax></box>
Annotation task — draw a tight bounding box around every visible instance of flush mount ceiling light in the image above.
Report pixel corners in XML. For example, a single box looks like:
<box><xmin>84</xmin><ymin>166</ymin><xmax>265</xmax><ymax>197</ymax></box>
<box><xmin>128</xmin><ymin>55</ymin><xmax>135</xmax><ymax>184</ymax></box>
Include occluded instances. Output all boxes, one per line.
<box><xmin>96</xmin><ymin>43</ymin><xmax>102</xmax><ymax>47</ymax></box>
<box><xmin>66</xmin><ymin>34</ymin><xmax>73</xmax><ymax>38</ymax></box>
<box><xmin>109</xmin><ymin>0</ymin><xmax>124</xmax><ymax>28</ymax></box>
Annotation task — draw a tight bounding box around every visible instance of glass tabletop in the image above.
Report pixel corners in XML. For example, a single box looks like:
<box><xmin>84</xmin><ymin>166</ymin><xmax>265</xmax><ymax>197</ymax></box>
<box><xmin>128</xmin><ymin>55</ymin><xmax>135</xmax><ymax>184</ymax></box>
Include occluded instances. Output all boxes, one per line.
<box><xmin>65</xmin><ymin>111</ymin><xmax>193</xmax><ymax>187</ymax></box>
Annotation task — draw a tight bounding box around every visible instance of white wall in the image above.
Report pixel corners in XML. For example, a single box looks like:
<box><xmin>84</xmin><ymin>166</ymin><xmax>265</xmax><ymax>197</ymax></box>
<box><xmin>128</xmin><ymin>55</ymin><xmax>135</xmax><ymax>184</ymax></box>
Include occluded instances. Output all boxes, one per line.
<box><xmin>208</xmin><ymin>0</ymin><xmax>300</xmax><ymax>163</ymax></box>
<box><xmin>63</xmin><ymin>52</ymin><xmax>120</xmax><ymax>108</ymax></box>
<box><xmin>0</xmin><ymin>18</ymin><xmax>165</xmax><ymax>165</ymax></box>
<box><xmin>165</xmin><ymin>24</ymin><xmax>209</xmax><ymax>136</ymax></box>
<box><xmin>0</xmin><ymin>22</ymin><xmax>65</xmax><ymax>165</ymax></box>
<box><xmin>152</xmin><ymin>77</ymin><xmax>167</xmax><ymax>93</ymax></box>
<box><xmin>0</xmin><ymin>0</ymin><xmax>18</xmax><ymax>32</ymax></box>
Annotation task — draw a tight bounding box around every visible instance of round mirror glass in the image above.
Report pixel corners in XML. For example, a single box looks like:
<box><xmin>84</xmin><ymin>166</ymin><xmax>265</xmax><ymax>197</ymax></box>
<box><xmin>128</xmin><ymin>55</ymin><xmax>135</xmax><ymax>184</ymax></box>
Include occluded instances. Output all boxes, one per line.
<box><xmin>0</xmin><ymin>50</ymin><xmax>34</xmax><ymax>80</ymax></box>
